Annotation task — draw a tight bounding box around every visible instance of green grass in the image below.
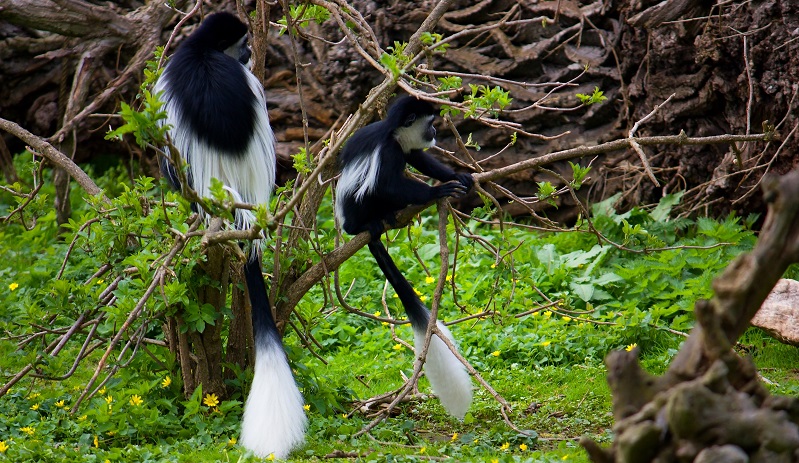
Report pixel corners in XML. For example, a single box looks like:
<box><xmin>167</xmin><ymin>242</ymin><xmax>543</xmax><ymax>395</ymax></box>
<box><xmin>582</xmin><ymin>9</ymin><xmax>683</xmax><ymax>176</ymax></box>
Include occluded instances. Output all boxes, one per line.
<box><xmin>1</xmin><ymin>160</ymin><xmax>797</xmax><ymax>462</ymax></box>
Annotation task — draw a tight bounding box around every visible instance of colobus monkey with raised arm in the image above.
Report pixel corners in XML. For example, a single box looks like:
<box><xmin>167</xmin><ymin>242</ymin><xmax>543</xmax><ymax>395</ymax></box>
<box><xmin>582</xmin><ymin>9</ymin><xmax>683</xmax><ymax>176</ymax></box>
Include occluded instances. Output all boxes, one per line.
<box><xmin>155</xmin><ymin>12</ymin><xmax>306</xmax><ymax>459</ymax></box>
<box><xmin>335</xmin><ymin>95</ymin><xmax>474</xmax><ymax>419</ymax></box>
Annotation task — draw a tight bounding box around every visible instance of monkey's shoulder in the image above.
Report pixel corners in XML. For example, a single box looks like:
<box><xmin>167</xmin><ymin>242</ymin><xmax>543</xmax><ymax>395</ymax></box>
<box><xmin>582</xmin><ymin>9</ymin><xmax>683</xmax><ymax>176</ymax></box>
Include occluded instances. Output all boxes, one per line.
<box><xmin>340</xmin><ymin>120</ymin><xmax>403</xmax><ymax>165</ymax></box>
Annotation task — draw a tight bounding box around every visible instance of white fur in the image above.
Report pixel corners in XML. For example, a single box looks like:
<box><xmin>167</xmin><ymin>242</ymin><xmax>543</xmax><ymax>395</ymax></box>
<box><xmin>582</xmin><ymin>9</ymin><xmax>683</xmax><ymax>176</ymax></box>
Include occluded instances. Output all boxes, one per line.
<box><xmin>155</xmin><ymin>66</ymin><xmax>275</xmax><ymax>242</ymax></box>
<box><xmin>334</xmin><ymin>146</ymin><xmax>381</xmax><ymax>225</ymax></box>
<box><xmin>413</xmin><ymin>321</ymin><xmax>473</xmax><ymax>419</ymax></box>
<box><xmin>394</xmin><ymin>115</ymin><xmax>435</xmax><ymax>153</ymax></box>
<box><xmin>240</xmin><ymin>339</ymin><xmax>307</xmax><ymax>459</ymax></box>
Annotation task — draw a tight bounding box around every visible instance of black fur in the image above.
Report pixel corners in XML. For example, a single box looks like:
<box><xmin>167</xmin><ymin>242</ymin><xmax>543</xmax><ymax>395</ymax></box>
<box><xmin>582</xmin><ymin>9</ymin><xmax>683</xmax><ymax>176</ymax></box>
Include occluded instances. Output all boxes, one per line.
<box><xmin>159</xmin><ymin>12</ymin><xmax>256</xmax><ymax>155</ymax></box>
<box><xmin>337</xmin><ymin>95</ymin><xmax>474</xmax><ymax>238</ymax></box>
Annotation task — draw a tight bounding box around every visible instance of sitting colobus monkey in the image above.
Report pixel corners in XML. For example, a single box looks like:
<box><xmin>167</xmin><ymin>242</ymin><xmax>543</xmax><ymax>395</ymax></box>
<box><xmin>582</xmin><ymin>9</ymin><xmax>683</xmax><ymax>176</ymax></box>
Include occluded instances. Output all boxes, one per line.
<box><xmin>154</xmin><ymin>12</ymin><xmax>306</xmax><ymax>459</ymax></box>
<box><xmin>335</xmin><ymin>95</ymin><xmax>474</xmax><ymax>419</ymax></box>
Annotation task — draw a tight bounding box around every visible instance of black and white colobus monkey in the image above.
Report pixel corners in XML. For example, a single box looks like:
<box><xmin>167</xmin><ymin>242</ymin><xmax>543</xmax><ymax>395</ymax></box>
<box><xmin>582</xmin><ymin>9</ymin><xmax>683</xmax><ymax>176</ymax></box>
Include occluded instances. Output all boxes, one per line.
<box><xmin>335</xmin><ymin>96</ymin><xmax>474</xmax><ymax>419</ymax></box>
<box><xmin>154</xmin><ymin>12</ymin><xmax>306</xmax><ymax>459</ymax></box>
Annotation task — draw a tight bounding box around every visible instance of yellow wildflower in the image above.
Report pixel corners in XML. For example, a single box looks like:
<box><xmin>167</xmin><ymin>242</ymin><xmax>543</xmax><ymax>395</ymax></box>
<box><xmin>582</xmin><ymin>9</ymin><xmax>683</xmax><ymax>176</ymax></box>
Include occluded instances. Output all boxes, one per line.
<box><xmin>203</xmin><ymin>393</ymin><xmax>219</xmax><ymax>407</ymax></box>
<box><xmin>625</xmin><ymin>343</ymin><xmax>637</xmax><ymax>352</ymax></box>
<box><xmin>8</xmin><ymin>282</ymin><xmax>18</xmax><ymax>291</ymax></box>
<box><xmin>373</xmin><ymin>311</ymin><xmax>381</xmax><ymax>317</ymax></box>
<box><xmin>491</xmin><ymin>350</ymin><xmax>500</xmax><ymax>357</ymax></box>
<box><xmin>99</xmin><ymin>387</ymin><xmax>106</xmax><ymax>395</ymax></box>
<box><xmin>20</xmin><ymin>426</ymin><xmax>34</xmax><ymax>436</ymax></box>
<box><xmin>491</xmin><ymin>460</ymin><xmax>499</xmax><ymax>463</ymax></box>
<box><xmin>78</xmin><ymin>415</ymin><xmax>87</xmax><ymax>421</ymax></box>
<box><xmin>161</xmin><ymin>376</ymin><xmax>172</xmax><ymax>388</ymax></box>
<box><xmin>451</xmin><ymin>432</ymin><xmax>458</xmax><ymax>441</ymax></box>
<box><xmin>94</xmin><ymin>435</ymin><xmax>99</xmax><ymax>448</ymax></box>
<box><xmin>500</xmin><ymin>442</ymin><xmax>510</xmax><ymax>450</ymax></box>
<box><xmin>393</xmin><ymin>344</ymin><xmax>402</xmax><ymax>351</ymax></box>
<box><xmin>303</xmin><ymin>404</ymin><xmax>311</xmax><ymax>411</ymax></box>
<box><xmin>55</xmin><ymin>400</ymin><xmax>65</xmax><ymax>408</ymax></box>
<box><xmin>490</xmin><ymin>264</ymin><xmax>496</xmax><ymax>269</ymax></box>
<box><xmin>266</xmin><ymin>454</ymin><xmax>275</xmax><ymax>461</ymax></box>
<box><xmin>562</xmin><ymin>455</ymin><xmax>570</xmax><ymax>460</ymax></box>
<box><xmin>105</xmin><ymin>460</ymin><xmax>111</xmax><ymax>463</ymax></box>
<box><xmin>420</xmin><ymin>446</ymin><xmax>426</xmax><ymax>454</ymax></box>
<box><xmin>541</xmin><ymin>341</ymin><xmax>552</xmax><ymax>347</ymax></box>
<box><xmin>420</xmin><ymin>295</ymin><xmax>427</xmax><ymax>302</ymax></box>
<box><xmin>27</xmin><ymin>393</ymin><xmax>39</xmax><ymax>400</ymax></box>
<box><xmin>106</xmin><ymin>430</ymin><xmax>116</xmax><ymax>436</ymax></box>
<box><xmin>520</xmin><ymin>443</ymin><xmax>528</xmax><ymax>451</ymax></box>
<box><xmin>0</xmin><ymin>441</ymin><xmax>8</xmax><ymax>453</ymax></box>
<box><xmin>129</xmin><ymin>395</ymin><xmax>143</xmax><ymax>406</ymax></box>
<box><xmin>562</xmin><ymin>316</ymin><xmax>572</xmax><ymax>322</ymax></box>
<box><xmin>393</xmin><ymin>293</ymin><xmax>398</xmax><ymax>298</ymax></box>
<box><xmin>30</xmin><ymin>403</ymin><xmax>40</xmax><ymax>411</ymax></box>
<box><xmin>544</xmin><ymin>311</ymin><xmax>552</xmax><ymax>318</ymax></box>
<box><xmin>341</xmin><ymin>413</ymin><xmax>348</xmax><ymax>419</ymax></box>
<box><xmin>382</xmin><ymin>321</ymin><xmax>389</xmax><ymax>326</ymax></box>
<box><xmin>228</xmin><ymin>437</ymin><xmax>237</xmax><ymax>446</ymax></box>
<box><xmin>445</xmin><ymin>274</ymin><xmax>452</xmax><ymax>282</ymax></box>
<box><xmin>413</xmin><ymin>288</ymin><xmax>422</xmax><ymax>296</ymax></box>
<box><xmin>97</xmin><ymin>279</ymin><xmax>104</xmax><ymax>286</ymax></box>
<box><xmin>105</xmin><ymin>395</ymin><xmax>113</xmax><ymax>404</ymax></box>
<box><xmin>425</xmin><ymin>276</ymin><xmax>435</xmax><ymax>284</ymax></box>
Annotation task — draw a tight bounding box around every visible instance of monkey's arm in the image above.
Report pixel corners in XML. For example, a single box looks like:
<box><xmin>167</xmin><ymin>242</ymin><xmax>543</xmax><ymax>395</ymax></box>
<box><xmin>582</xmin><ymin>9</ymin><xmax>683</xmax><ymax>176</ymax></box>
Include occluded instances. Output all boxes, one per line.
<box><xmin>380</xmin><ymin>175</ymin><xmax>467</xmax><ymax>206</ymax></box>
<box><xmin>406</xmin><ymin>150</ymin><xmax>474</xmax><ymax>190</ymax></box>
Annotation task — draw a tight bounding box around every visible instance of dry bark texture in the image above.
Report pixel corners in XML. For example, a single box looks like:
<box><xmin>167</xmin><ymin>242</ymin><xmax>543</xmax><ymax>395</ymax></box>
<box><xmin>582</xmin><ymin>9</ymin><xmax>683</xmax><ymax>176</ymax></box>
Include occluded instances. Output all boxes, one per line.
<box><xmin>3</xmin><ymin>0</ymin><xmax>797</xmax><ymax>221</ymax></box>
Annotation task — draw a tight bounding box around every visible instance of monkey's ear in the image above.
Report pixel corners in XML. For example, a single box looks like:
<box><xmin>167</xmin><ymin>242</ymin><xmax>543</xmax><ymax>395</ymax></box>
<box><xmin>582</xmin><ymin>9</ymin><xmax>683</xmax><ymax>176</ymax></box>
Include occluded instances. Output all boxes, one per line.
<box><xmin>402</xmin><ymin>114</ymin><xmax>417</xmax><ymax>127</ymax></box>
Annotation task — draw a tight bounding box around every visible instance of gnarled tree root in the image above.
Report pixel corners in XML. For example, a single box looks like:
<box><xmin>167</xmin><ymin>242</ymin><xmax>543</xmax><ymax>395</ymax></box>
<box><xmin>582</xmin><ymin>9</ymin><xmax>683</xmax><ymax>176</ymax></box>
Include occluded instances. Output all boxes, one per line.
<box><xmin>582</xmin><ymin>170</ymin><xmax>799</xmax><ymax>462</ymax></box>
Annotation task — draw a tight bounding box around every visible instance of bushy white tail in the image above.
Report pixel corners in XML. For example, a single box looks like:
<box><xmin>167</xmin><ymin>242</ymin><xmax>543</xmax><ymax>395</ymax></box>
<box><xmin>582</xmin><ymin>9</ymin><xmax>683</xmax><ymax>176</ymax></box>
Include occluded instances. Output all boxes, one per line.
<box><xmin>240</xmin><ymin>339</ymin><xmax>307</xmax><ymax>459</ymax></box>
<box><xmin>413</xmin><ymin>322</ymin><xmax>473</xmax><ymax>419</ymax></box>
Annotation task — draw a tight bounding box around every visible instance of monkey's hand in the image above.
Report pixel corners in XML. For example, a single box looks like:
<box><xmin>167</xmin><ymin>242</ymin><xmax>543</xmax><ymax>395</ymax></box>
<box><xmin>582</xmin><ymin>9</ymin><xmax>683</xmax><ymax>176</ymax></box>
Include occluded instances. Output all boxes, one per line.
<box><xmin>454</xmin><ymin>173</ymin><xmax>474</xmax><ymax>191</ymax></box>
<box><xmin>434</xmin><ymin>180</ymin><xmax>469</xmax><ymax>199</ymax></box>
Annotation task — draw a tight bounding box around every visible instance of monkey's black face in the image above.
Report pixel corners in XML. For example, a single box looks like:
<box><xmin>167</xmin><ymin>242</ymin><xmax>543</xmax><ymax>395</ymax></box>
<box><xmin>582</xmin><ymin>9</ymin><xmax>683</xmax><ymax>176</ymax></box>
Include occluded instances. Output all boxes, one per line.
<box><xmin>224</xmin><ymin>35</ymin><xmax>252</xmax><ymax>67</ymax></box>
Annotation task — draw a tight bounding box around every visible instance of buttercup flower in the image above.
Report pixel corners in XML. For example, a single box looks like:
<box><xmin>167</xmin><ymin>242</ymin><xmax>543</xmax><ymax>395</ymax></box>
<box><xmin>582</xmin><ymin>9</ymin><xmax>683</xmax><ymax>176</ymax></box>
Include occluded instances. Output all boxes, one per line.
<box><xmin>203</xmin><ymin>393</ymin><xmax>219</xmax><ymax>407</ymax></box>
<box><xmin>8</xmin><ymin>282</ymin><xmax>18</xmax><ymax>291</ymax></box>
<box><xmin>161</xmin><ymin>376</ymin><xmax>172</xmax><ymax>388</ymax></box>
<box><xmin>129</xmin><ymin>395</ymin><xmax>143</xmax><ymax>406</ymax></box>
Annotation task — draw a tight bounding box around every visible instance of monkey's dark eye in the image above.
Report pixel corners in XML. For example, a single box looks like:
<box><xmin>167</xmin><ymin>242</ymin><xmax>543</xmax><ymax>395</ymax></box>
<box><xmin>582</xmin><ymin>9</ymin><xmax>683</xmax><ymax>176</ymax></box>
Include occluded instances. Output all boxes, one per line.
<box><xmin>403</xmin><ymin>114</ymin><xmax>416</xmax><ymax>127</ymax></box>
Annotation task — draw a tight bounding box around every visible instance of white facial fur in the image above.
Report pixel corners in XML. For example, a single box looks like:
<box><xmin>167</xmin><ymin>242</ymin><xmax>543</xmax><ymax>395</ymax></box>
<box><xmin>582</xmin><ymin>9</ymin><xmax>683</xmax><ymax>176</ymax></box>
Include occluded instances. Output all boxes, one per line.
<box><xmin>393</xmin><ymin>115</ymin><xmax>435</xmax><ymax>153</ymax></box>
<box><xmin>225</xmin><ymin>35</ymin><xmax>252</xmax><ymax>69</ymax></box>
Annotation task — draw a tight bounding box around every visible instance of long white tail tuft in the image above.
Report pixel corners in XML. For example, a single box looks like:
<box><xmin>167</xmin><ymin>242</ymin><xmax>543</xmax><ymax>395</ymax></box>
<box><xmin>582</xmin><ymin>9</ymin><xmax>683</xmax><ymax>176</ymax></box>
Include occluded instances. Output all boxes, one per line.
<box><xmin>240</xmin><ymin>338</ymin><xmax>307</xmax><ymax>459</ymax></box>
<box><xmin>413</xmin><ymin>321</ymin><xmax>473</xmax><ymax>419</ymax></box>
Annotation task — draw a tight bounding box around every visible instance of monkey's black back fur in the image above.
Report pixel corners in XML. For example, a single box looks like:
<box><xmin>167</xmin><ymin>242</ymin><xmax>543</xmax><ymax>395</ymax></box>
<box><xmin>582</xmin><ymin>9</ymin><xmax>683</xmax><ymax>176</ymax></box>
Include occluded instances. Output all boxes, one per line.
<box><xmin>161</xmin><ymin>12</ymin><xmax>255</xmax><ymax>154</ymax></box>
